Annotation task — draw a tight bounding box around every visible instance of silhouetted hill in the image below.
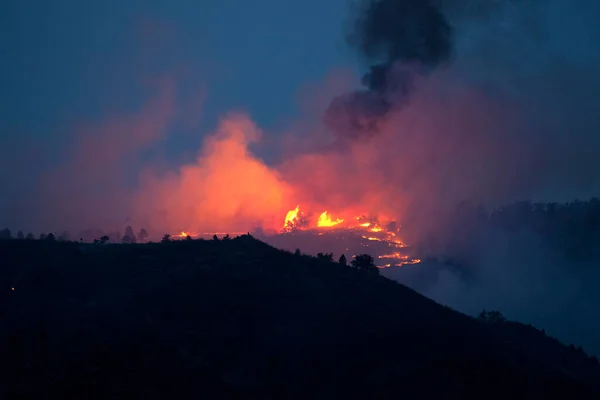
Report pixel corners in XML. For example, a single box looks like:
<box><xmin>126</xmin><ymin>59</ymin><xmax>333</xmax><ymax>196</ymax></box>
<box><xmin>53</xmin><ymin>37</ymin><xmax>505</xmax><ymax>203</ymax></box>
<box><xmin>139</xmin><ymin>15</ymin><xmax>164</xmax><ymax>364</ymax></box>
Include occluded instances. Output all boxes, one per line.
<box><xmin>1</xmin><ymin>236</ymin><xmax>599</xmax><ymax>399</ymax></box>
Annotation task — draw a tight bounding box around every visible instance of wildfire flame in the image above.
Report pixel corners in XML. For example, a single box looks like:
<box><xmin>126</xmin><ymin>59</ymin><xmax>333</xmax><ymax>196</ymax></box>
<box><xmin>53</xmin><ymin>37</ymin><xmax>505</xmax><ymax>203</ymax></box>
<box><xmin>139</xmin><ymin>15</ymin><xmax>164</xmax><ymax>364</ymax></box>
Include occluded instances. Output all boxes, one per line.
<box><xmin>364</xmin><ymin>236</ymin><xmax>382</xmax><ymax>241</ymax></box>
<box><xmin>169</xmin><ymin>204</ymin><xmax>421</xmax><ymax>268</ymax></box>
<box><xmin>171</xmin><ymin>231</ymin><xmax>199</xmax><ymax>239</ymax></box>
<box><xmin>284</xmin><ymin>205</ymin><xmax>300</xmax><ymax>229</ymax></box>
<box><xmin>378</xmin><ymin>258</ymin><xmax>421</xmax><ymax>268</ymax></box>
<box><xmin>281</xmin><ymin>205</ymin><xmax>411</xmax><ymax>245</ymax></box>
<box><xmin>166</xmin><ymin>204</ymin><xmax>421</xmax><ymax>268</ymax></box>
<box><xmin>378</xmin><ymin>252</ymin><xmax>407</xmax><ymax>259</ymax></box>
<box><xmin>317</xmin><ymin>211</ymin><xmax>343</xmax><ymax>228</ymax></box>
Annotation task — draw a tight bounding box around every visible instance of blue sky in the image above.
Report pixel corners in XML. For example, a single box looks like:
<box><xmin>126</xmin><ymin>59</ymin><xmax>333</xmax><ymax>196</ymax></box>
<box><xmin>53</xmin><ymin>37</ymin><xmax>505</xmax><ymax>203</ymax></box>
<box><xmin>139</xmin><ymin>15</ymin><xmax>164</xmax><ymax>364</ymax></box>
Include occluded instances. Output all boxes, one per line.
<box><xmin>0</xmin><ymin>0</ymin><xmax>361</xmax><ymax>231</ymax></box>
<box><xmin>1</xmin><ymin>0</ymin><xmax>351</xmax><ymax>154</ymax></box>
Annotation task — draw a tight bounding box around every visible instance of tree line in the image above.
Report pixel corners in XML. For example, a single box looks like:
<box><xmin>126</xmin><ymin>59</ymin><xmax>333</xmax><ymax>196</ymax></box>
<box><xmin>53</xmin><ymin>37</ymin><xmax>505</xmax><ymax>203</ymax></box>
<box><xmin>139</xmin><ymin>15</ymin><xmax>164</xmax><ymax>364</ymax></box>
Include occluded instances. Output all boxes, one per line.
<box><xmin>414</xmin><ymin>197</ymin><xmax>600</xmax><ymax>262</ymax></box>
<box><xmin>0</xmin><ymin>225</ymin><xmax>149</xmax><ymax>244</ymax></box>
<box><xmin>0</xmin><ymin>225</ymin><xmax>380</xmax><ymax>274</ymax></box>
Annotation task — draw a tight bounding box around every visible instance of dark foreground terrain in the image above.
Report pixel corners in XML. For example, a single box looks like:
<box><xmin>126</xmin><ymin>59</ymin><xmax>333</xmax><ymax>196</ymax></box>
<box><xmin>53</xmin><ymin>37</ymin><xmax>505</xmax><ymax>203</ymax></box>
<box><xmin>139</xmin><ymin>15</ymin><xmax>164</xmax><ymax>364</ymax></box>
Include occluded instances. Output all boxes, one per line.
<box><xmin>1</xmin><ymin>236</ymin><xmax>599</xmax><ymax>399</ymax></box>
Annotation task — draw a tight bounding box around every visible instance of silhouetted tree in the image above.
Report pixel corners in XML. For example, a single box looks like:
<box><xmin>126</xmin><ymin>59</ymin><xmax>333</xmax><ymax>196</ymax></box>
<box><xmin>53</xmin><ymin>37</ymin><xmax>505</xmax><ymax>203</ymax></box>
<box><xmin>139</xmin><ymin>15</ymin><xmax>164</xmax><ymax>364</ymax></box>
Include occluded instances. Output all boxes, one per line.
<box><xmin>478</xmin><ymin>310</ymin><xmax>506</xmax><ymax>324</ymax></box>
<box><xmin>124</xmin><ymin>226</ymin><xmax>137</xmax><ymax>243</ymax></box>
<box><xmin>100</xmin><ymin>235</ymin><xmax>109</xmax><ymax>244</ymax></box>
<box><xmin>185</xmin><ymin>234</ymin><xmax>193</xmax><ymax>241</ymax></box>
<box><xmin>351</xmin><ymin>254</ymin><xmax>378</xmax><ymax>274</ymax></box>
<box><xmin>338</xmin><ymin>254</ymin><xmax>347</xmax><ymax>266</ymax></box>
<box><xmin>213</xmin><ymin>235</ymin><xmax>219</xmax><ymax>241</ymax></box>
<box><xmin>317</xmin><ymin>252</ymin><xmax>334</xmax><ymax>262</ymax></box>
<box><xmin>58</xmin><ymin>231</ymin><xmax>70</xmax><ymax>242</ymax></box>
<box><xmin>25</xmin><ymin>232</ymin><xmax>34</xmax><ymax>240</ymax></box>
<box><xmin>0</xmin><ymin>228</ymin><xmax>12</xmax><ymax>239</ymax></box>
<box><xmin>284</xmin><ymin>212</ymin><xmax>309</xmax><ymax>233</ymax></box>
<box><xmin>17</xmin><ymin>230</ymin><xmax>24</xmax><ymax>239</ymax></box>
<box><xmin>222</xmin><ymin>234</ymin><xmax>231</xmax><ymax>241</ymax></box>
<box><xmin>39</xmin><ymin>233</ymin><xmax>47</xmax><ymax>240</ymax></box>
<box><xmin>46</xmin><ymin>233</ymin><xmax>56</xmax><ymax>241</ymax></box>
<box><xmin>77</xmin><ymin>229</ymin><xmax>106</xmax><ymax>243</ymax></box>
<box><xmin>294</xmin><ymin>248</ymin><xmax>301</xmax><ymax>257</ymax></box>
<box><xmin>138</xmin><ymin>228</ymin><xmax>148</xmax><ymax>242</ymax></box>
<box><xmin>161</xmin><ymin>234</ymin><xmax>171</xmax><ymax>243</ymax></box>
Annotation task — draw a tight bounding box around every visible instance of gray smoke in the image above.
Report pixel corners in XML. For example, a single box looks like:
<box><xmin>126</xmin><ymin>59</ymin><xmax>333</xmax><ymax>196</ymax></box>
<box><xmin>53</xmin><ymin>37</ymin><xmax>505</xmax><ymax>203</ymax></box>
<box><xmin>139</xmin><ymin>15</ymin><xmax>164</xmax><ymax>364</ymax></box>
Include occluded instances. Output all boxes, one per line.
<box><xmin>321</xmin><ymin>0</ymin><xmax>600</xmax><ymax>356</ymax></box>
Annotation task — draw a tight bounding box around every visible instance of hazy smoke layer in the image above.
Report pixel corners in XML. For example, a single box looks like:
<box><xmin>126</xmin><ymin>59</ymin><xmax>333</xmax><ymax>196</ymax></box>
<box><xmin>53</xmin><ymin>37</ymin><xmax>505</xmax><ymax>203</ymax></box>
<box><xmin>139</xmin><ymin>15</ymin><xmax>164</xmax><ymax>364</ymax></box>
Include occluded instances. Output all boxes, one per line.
<box><xmin>319</xmin><ymin>0</ymin><xmax>600</xmax><ymax>240</ymax></box>
<box><xmin>329</xmin><ymin>0</ymin><xmax>600</xmax><ymax>355</ymax></box>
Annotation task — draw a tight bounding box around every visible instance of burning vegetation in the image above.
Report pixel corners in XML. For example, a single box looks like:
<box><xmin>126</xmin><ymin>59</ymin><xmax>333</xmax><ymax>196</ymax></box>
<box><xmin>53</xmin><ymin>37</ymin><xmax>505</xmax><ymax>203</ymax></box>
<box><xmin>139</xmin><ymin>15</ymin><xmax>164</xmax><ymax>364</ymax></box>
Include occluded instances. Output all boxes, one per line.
<box><xmin>159</xmin><ymin>205</ymin><xmax>420</xmax><ymax>269</ymax></box>
<box><xmin>273</xmin><ymin>205</ymin><xmax>419</xmax><ymax>268</ymax></box>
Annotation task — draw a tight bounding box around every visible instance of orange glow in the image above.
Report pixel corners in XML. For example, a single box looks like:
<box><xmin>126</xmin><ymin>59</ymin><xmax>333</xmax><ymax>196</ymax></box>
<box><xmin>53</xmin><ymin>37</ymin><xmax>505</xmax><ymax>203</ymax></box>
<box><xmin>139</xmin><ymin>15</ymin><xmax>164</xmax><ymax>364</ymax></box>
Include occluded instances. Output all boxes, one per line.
<box><xmin>389</xmin><ymin>240</ymin><xmax>406</xmax><ymax>248</ymax></box>
<box><xmin>378</xmin><ymin>258</ymin><xmax>421</xmax><ymax>268</ymax></box>
<box><xmin>134</xmin><ymin>114</ymin><xmax>293</xmax><ymax>234</ymax></box>
<box><xmin>378</xmin><ymin>252</ymin><xmax>408</xmax><ymax>259</ymax></box>
<box><xmin>123</xmin><ymin>112</ymin><xmax>418</xmax><ymax>263</ymax></box>
<box><xmin>45</xmin><ymin>71</ymin><xmax>494</xmax><ymax>269</ymax></box>
<box><xmin>284</xmin><ymin>205</ymin><xmax>300</xmax><ymax>229</ymax></box>
<box><xmin>120</xmin><ymin>113</ymin><xmax>420</xmax><ymax>253</ymax></box>
<box><xmin>170</xmin><ymin>231</ymin><xmax>201</xmax><ymax>239</ymax></box>
<box><xmin>317</xmin><ymin>211</ymin><xmax>343</xmax><ymax>227</ymax></box>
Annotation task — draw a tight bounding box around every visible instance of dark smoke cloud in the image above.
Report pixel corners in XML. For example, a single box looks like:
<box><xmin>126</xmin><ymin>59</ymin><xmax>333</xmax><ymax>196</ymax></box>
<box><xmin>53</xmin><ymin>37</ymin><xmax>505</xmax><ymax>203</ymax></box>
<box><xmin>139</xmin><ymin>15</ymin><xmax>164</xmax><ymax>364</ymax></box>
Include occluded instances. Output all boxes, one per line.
<box><xmin>311</xmin><ymin>0</ymin><xmax>600</xmax><ymax>355</ymax></box>
<box><xmin>325</xmin><ymin>0</ymin><xmax>453</xmax><ymax>140</ymax></box>
<box><xmin>319</xmin><ymin>0</ymin><xmax>600</xmax><ymax>221</ymax></box>
<box><xmin>350</xmin><ymin>0</ymin><xmax>452</xmax><ymax>74</ymax></box>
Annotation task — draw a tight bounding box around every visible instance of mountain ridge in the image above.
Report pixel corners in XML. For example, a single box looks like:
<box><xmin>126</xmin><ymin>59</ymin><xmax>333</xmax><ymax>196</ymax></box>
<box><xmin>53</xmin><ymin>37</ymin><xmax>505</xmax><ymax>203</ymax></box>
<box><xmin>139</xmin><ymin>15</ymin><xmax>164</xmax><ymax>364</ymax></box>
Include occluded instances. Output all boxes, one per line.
<box><xmin>1</xmin><ymin>236</ymin><xmax>599</xmax><ymax>398</ymax></box>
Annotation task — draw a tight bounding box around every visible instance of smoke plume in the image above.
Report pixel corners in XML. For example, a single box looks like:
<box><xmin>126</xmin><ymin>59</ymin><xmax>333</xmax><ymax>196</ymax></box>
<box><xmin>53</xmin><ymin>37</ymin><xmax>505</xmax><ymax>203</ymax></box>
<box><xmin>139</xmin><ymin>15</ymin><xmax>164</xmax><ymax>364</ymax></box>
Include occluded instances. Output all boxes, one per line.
<box><xmin>325</xmin><ymin>0</ymin><xmax>600</xmax><ymax>355</ymax></box>
<box><xmin>325</xmin><ymin>0</ymin><xmax>453</xmax><ymax>140</ymax></box>
<box><xmin>318</xmin><ymin>0</ymin><xmax>600</xmax><ymax>240</ymax></box>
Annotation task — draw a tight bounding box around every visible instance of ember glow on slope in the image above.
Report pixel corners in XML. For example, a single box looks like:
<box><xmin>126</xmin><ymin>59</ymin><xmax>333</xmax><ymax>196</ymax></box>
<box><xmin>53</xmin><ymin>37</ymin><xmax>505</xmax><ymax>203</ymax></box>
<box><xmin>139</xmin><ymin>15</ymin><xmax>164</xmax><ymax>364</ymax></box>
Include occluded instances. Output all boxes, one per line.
<box><xmin>276</xmin><ymin>205</ymin><xmax>419</xmax><ymax>267</ymax></box>
<box><xmin>167</xmin><ymin>191</ymin><xmax>420</xmax><ymax>268</ymax></box>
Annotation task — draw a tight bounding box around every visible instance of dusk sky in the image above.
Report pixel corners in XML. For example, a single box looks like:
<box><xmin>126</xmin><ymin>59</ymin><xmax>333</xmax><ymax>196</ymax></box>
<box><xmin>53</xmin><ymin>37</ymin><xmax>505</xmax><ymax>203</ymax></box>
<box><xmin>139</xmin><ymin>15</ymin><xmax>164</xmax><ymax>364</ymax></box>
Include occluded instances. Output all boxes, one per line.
<box><xmin>1</xmin><ymin>0</ymin><xmax>349</xmax><ymax>149</ymax></box>
<box><xmin>0</xmin><ymin>0</ymin><xmax>356</xmax><ymax>231</ymax></box>
<box><xmin>2</xmin><ymin>0</ymin><xmax>600</xmax><ymax>235</ymax></box>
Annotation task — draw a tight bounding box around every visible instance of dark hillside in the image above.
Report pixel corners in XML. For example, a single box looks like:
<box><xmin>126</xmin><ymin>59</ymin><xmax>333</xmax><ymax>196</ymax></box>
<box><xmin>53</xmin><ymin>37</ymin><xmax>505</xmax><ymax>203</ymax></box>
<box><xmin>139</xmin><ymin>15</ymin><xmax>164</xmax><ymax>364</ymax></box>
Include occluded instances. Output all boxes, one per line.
<box><xmin>1</xmin><ymin>236</ymin><xmax>599</xmax><ymax>399</ymax></box>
